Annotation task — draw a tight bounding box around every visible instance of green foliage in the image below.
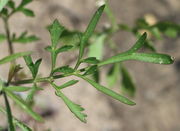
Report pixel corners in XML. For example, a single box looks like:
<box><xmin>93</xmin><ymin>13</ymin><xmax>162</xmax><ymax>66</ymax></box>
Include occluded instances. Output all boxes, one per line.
<box><xmin>0</xmin><ymin>0</ymin><xmax>177</xmax><ymax>129</ymax></box>
<box><xmin>3</xmin><ymin>92</ymin><xmax>15</xmax><ymax>131</ymax></box>
<box><xmin>120</xmin><ymin>66</ymin><xmax>136</xmax><ymax>97</ymax></box>
<box><xmin>12</xmin><ymin>31</ymin><xmax>39</xmax><ymax>44</ymax></box>
<box><xmin>52</xmin><ymin>83</ymin><xmax>87</xmax><ymax>123</ymax></box>
<box><xmin>0</xmin><ymin>34</ymin><xmax>6</xmax><ymax>42</ymax></box>
<box><xmin>0</xmin><ymin>106</ymin><xmax>32</xmax><ymax>131</ymax></box>
<box><xmin>81</xmin><ymin>57</ymin><xmax>100</xmax><ymax>64</ymax></box>
<box><xmin>107</xmin><ymin>63</ymin><xmax>120</xmax><ymax>87</ymax></box>
<box><xmin>6</xmin><ymin>86</ymin><xmax>32</xmax><ymax>92</ymax></box>
<box><xmin>55</xmin><ymin>80</ymin><xmax>79</xmax><ymax>90</ymax></box>
<box><xmin>24</xmin><ymin>55</ymin><xmax>42</xmax><ymax>78</ymax></box>
<box><xmin>76</xmin><ymin>74</ymin><xmax>136</xmax><ymax>105</ymax></box>
<box><xmin>49</xmin><ymin>19</ymin><xmax>65</xmax><ymax>48</ymax></box>
<box><xmin>98</xmin><ymin>33</ymin><xmax>174</xmax><ymax>66</ymax></box>
<box><xmin>75</xmin><ymin>5</ymin><xmax>105</xmax><ymax>69</ymax></box>
<box><xmin>5</xmin><ymin>89</ymin><xmax>44</xmax><ymax>121</ymax></box>
<box><xmin>53</xmin><ymin>65</ymin><xmax>75</xmax><ymax>74</ymax></box>
<box><xmin>0</xmin><ymin>0</ymin><xmax>8</xmax><ymax>11</ymax></box>
<box><xmin>0</xmin><ymin>52</ymin><xmax>31</xmax><ymax>65</ymax></box>
<box><xmin>88</xmin><ymin>34</ymin><xmax>106</xmax><ymax>60</ymax></box>
<box><xmin>78</xmin><ymin>5</ymin><xmax>105</xmax><ymax>60</ymax></box>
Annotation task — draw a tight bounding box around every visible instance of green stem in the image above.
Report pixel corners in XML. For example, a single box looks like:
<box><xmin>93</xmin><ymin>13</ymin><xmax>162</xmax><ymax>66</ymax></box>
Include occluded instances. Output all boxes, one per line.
<box><xmin>3</xmin><ymin>18</ymin><xmax>14</xmax><ymax>55</ymax></box>
<box><xmin>74</xmin><ymin>60</ymin><xmax>81</xmax><ymax>70</ymax></box>
<box><xmin>11</xmin><ymin>73</ymin><xmax>73</xmax><ymax>85</ymax></box>
<box><xmin>3</xmin><ymin>92</ymin><xmax>15</xmax><ymax>131</ymax></box>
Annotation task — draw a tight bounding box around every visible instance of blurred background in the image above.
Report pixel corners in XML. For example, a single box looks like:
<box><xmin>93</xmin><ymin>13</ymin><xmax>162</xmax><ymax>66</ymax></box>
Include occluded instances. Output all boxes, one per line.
<box><xmin>0</xmin><ymin>0</ymin><xmax>180</xmax><ymax>131</ymax></box>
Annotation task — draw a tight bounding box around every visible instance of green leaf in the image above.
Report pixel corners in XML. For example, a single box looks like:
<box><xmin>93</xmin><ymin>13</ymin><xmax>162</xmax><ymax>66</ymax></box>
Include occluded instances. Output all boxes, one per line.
<box><xmin>88</xmin><ymin>34</ymin><xmax>106</xmax><ymax>60</ymax></box>
<box><xmin>24</xmin><ymin>55</ymin><xmax>42</xmax><ymax>78</ymax></box>
<box><xmin>164</xmin><ymin>28</ymin><xmax>178</xmax><ymax>38</ymax></box>
<box><xmin>107</xmin><ymin>63</ymin><xmax>120</xmax><ymax>87</ymax></box>
<box><xmin>78</xmin><ymin>5</ymin><xmax>105</xmax><ymax>59</ymax></box>
<box><xmin>120</xmin><ymin>66</ymin><xmax>136</xmax><ymax>97</ymax></box>
<box><xmin>128</xmin><ymin>32</ymin><xmax>147</xmax><ymax>53</ymax></box>
<box><xmin>0</xmin><ymin>106</ymin><xmax>32</xmax><ymax>131</ymax></box>
<box><xmin>59</xmin><ymin>30</ymin><xmax>82</xmax><ymax>46</ymax></box>
<box><xmin>55</xmin><ymin>45</ymin><xmax>73</xmax><ymax>54</ymax></box>
<box><xmin>13</xmin><ymin>118</ymin><xmax>32</xmax><ymax>131</ymax></box>
<box><xmin>7</xmin><ymin>0</ymin><xmax>15</xmax><ymax>9</ymax></box>
<box><xmin>1</xmin><ymin>8</ymin><xmax>8</xmax><ymax>16</ymax></box>
<box><xmin>0</xmin><ymin>0</ymin><xmax>8</xmax><ymax>11</ymax></box>
<box><xmin>144</xmin><ymin>39</ymin><xmax>156</xmax><ymax>52</ymax></box>
<box><xmin>119</xmin><ymin>24</ymin><xmax>132</xmax><ymax>31</ymax></box>
<box><xmin>34</xmin><ymin>58</ymin><xmax>42</xmax><ymax>76</ymax></box>
<box><xmin>5</xmin><ymin>89</ymin><xmax>44</xmax><ymax>122</ymax></box>
<box><xmin>92</xmin><ymin>69</ymin><xmax>99</xmax><ymax>83</ymax></box>
<box><xmin>24</xmin><ymin>55</ymin><xmax>34</xmax><ymax>75</ymax></box>
<box><xmin>55</xmin><ymin>80</ymin><xmax>79</xmax><ymax>90</ymax></box>
<box><xmin>53</xmin><ymin>66</ymin><xmax>75</xmax><ymax>74</ymax></box>
<box><xmin>55</xmin><ymin>89</ymin><xmax>87</xmax><ymax>123</ymax></box>
<box><xmin>20</xmin><ymin>8</ymin><xmax>35</xmax><ymax>17</ymax></box>
<box><xmin>44</xmin><ymin>46</ymin><xmax>52</xmax><ymax>52</ymax></box>
<box><xmin>99</xmin><ymin>52</ymin><xmax>174</xmax><ymax>66</ymax></box>
<box><xmin>151</xmin><ymin>27</ymin><xmax>162</xmax><ymax>39</ymax></box>
<box><xmin>0</xmin><ymin>34</ymin><xmax>6</xmax><ymax>42</ymax></box>
<box><xmin>12</xmin><ymin>31</ymin><xmax>39</xmax><ymax>44</ymax></box>
<box><xmin>75</xmin><ymin>74</ymin><xmax>136</xmax><ymax>105</ymax></box>
<box><xmin>6</xmin><ymin>86</ymin><xmax>32</xmax><ymax>92</ymax></box>
<box><xmin>130</xmin><ymin>53</ymin><xmax>174</xmax><ymax>64</ymax></box>
<box><xmin>152</xmin><ymin>21</ymin><xmax>180</xmax><ymax>35</ymax></box>
<box><xmin>3</xmin><ymin>93</ymin><xmax>15</xmax><ymax>131</ymax></box>
<box><xmin>26</xmin><ymin>84</ymin><xmax>42</xmax><ymax>105</ymax></box>
<box><xmin>49</xmin><ymin>19</ymin><xmax>65</xmax><ymax>48</ymax></box>
<box><xmin>83</xmin><ymin>65</ymin><xmax>97</xmax><ymax>76</ymax></box>
<box><xmin>19</xmin><ymin>0</ymin><xmax>32</xmax><ymax>7</ymax></box>
<box><xmin>0</xmin><ymin>51</ymin><xmax>31</xmax><ymax>65</ymax></box>
<box><xmin>81</xmin><ymin>57</ymin><xmax>100</xmax><ymax>64</ymax></box>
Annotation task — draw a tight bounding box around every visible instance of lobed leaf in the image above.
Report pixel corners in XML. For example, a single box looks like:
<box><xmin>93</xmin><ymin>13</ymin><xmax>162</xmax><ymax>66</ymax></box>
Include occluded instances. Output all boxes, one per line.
<box><xmin>24</xmin><ymin>55</ymin><xmax>42</xmax><ymax>78</ymax></box>
<box><xmin>20</xmin><ymin>8</ymin><xmax>35</xmax><ymax>17</ymax></box>
<box><xmin>98</xmin><ymin>52</ymin><xmax>174</xmax><ymax>66</ymax></box>
<box><xmin>53</xmin><ymin>66</ymin><xmax>75</xmax><ymax>74</ymax></box>
<box><xmin>49</xmin><ymin>19</ymin><xmax>64</xmax><ymax>48</ymax></box>
<box><xmin>130</xmin><ymin>53</ymin><xmax>174</xmax><ymax>64</ymax></box>
<box><xmin>55</xmin><ymin>80</ymin><xmax>79</xmax><ymax>90</ymax></box>
<box><xmin>78</xmin><ymin>5</ymin><xmax>105</xmax><ymax>59</ymax></box>
<box><xmin>75</xmin><ymin>74</ymin><xmax>136</xmax><ymax>105</ymax></box>
<box><xmin>0</xmin><ymin>52</ymin><xmax>31</xmax><ymax>65</ymax></box>
<box><xmin>55</xmin><ymin>45</ymin><xmax>73</xmax><ymax>54</ymax></box>
<box><xmin>44</xmin><ymin>46</ymin><xmax>52</xmax><ymax>52</ymax></box>
<box><xmin>5</xmin><ymin>89</ymin><xmax>44</xmax><ymax>122</ymax></box>
<box><xmin>83</xmin><ymin>65</ymin><xmax>97</xmax><ymax>76</ymax></box>
<box><xmin>81</xmin><ymin>57</ymin><xmax>100</xmax><ymax>64</ymax></box>
<box><xmin>12</xmin><ymin>31</ymin><xmax>39</xmax><ymax>44</ymax></box>
<box><xmin>128</xmin><ymin>32</ymin><xmax>147</xmax><ymax>53</ymax></box>
<box><xmin>19</xmin><ymin>0</ymin><xmax>32</xmax><ymax>8</ymax></box>
<box><xmin>55</xmin><ymin>89</ymin><xmax>87</xmax><ymax>123</ymax></box>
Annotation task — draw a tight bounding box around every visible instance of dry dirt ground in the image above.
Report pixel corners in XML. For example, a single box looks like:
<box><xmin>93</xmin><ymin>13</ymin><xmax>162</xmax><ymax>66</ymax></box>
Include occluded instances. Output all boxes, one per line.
<box><xmin>0</xmin><ymin>0</ymin><xmax>180</xmax><ymax>131</ymax></box>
